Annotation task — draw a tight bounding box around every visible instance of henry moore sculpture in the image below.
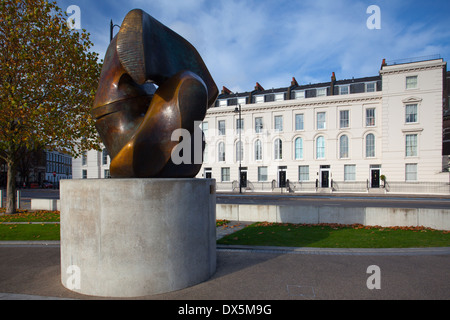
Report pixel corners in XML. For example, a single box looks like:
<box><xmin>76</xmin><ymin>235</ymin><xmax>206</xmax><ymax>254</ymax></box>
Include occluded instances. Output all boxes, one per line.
<box><xmin>61</xmin><ymin>10</ymin><xmax>218</xmax><ymax>297</ymax></box>
<box><xmin>93</xmin><ymin>9</ymin><xmax>218</xmax><ymax>178</ymax></box>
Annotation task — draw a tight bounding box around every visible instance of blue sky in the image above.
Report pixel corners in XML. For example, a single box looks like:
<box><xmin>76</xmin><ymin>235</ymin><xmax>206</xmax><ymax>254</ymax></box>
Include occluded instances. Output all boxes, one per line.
<box><xmin>55</xmin><ymin>0</ymin><xmax>450</xmax><ymax>93</ymax></box>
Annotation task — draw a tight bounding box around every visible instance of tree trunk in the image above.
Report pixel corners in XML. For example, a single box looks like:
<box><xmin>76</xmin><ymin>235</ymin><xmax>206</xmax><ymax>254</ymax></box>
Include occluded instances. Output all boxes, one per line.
<box><xmin>6</xmin><ymin>160</ymin><xmax>17</xmax><ymax>215</ymax></box>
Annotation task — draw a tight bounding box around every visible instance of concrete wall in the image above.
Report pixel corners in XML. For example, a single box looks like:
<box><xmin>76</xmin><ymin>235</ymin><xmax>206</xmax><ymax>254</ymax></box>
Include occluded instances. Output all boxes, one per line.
<box><xmin>30</xmin><ymin>199</ymin><xmax>60</xmax><ymax>211</ymax></box>
<box><xmin>217</xmin><ymin>204</ymin><xmax>450</xmax><ymax>230</ymax></box>
<box><xmin>60</xmin><ymin>178</ymin><xmax>216</xmax><ymax>298</ymax></box>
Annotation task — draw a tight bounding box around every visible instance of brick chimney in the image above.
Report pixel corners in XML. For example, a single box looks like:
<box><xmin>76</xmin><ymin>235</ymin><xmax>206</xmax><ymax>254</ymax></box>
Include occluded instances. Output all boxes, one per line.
<box><xmin>221</xmin><ymin>86</ymin><xmax>232</xmax><ymax>95</ymax></box>
<box><xmin>291</xmin><ymin>77</ymin><xmax>298</xmax><ymax>87</ymax></box>
<box><xmin>287</xmin><ymin>77</ymin><xmax>299</xmax><ymax>100</ymax></box>
<box><xmin>330</xmin><ymin>72</ymin><xmax>336</xmax><ymax>96</ymax></box>
<box><xmin>255</xmin><ymin>82</ymin><xmax>265</xmax><ymax>91</ymax></box>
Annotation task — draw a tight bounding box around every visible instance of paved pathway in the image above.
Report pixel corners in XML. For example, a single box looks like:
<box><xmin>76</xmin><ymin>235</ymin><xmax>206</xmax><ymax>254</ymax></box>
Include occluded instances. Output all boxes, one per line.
<box><xmin>0</xmin><ymin>221</ymin><xmax>449</xmax><ymax>300</ymax></box>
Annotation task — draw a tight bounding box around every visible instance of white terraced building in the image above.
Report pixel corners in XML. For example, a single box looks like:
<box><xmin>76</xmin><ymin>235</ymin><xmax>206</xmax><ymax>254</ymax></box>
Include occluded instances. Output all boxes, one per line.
<box><xmin>197</xmin><ymin>57</ymin><xmax>450</xmax><ymax>193</ymax></box>
<box><xmin>72</xmin><ymin>56</ymin><xmax>450</xmax><ymax>194</ymax></box>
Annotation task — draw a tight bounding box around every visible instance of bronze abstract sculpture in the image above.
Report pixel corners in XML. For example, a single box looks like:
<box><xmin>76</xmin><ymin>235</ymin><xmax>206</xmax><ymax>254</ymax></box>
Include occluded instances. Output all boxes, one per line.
<box><xmin>93</xmin><ymin>9</ymin><xmax>218</xmax><ymax>178</ymax></box>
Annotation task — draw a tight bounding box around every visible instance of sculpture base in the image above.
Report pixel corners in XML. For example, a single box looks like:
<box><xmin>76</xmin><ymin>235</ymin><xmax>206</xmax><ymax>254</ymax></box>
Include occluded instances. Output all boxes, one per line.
<box><xmin>60</xmin><ymin>178</ymin><xmax>216</xmax><ymax>298</ymax></box>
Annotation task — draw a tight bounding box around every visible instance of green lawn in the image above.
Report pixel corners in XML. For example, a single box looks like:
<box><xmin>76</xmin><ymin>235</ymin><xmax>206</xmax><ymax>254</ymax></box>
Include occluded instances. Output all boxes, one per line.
<box><xmin>0</xmin><ymin>223</ymin><xmax>60</xmax><ymax>241</ymax></box>
<box><xmin>217</xmin><ymin>222</ymin><xmax>450</xmax><ymax>248</ymax></box>
<box><xmin>0</xmin><ymin>209</ymin><xmax>60</xmax><ymax>222</ymax></box>
<box><xmin>0</xmin><ymin>210</ymin><xmax>60</xmax><ymax>241</ymax></box>
<box><xmin>1</xmin><ymin>210</ymin><xmax>449</xmax><ymax>248</ymax></box>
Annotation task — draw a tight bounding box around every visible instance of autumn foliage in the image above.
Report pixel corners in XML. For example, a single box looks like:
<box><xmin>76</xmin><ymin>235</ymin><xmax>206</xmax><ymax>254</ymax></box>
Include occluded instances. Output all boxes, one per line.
<box><xmin>0</xmin><ymin>0</ymin><xmax>102</xmax><ymax>213</ymax></box>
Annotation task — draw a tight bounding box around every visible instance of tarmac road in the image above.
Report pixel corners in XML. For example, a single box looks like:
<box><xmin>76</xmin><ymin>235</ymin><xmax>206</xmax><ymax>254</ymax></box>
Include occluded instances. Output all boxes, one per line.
<box><xmin>6</xmin><ymin>189</ymin><xmax>450</xmax><ymax>211</ymax></box>
<box><xmin>217</xmin><ymin>192</ymin><xmax>450</xmax><ymax>209</ymax></box>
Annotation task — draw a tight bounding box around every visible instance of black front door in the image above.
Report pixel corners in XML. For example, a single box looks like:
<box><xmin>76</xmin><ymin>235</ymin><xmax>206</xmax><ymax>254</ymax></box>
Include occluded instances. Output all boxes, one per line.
<box><xmin>279</xmin><ymin>171</ymin><xmax>286</xmax><ymax>188</ymax></box>
<box><xmin>321</xmin><ymin>170</ymin><xmax>329</xmax><ymax>188</ymax></box>
<box><xmin>371</xmin><ymin>169</ymin><xmax>380</xmax><ymax>188</ymax></box>
<box><xmin>240</xmin><ymin>171</ymin><xmax>247</xmax><ymax>188</ymax></box>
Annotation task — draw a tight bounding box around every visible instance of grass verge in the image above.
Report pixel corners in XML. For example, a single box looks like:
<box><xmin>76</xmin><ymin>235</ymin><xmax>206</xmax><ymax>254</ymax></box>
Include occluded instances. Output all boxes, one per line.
<box><xmin>0</xmin><ymin>209</ymin><xmax>60</xmax><ymax>222</ymax></box>
<box><xmin>217</xmin><ymin>222</ymin><xmax>450</xmax><ymax>248</ymax></box>
<box><xmin>0</xmin><ymin>224</ymin><xmax>60</xmax><ymax>241</ymax></box>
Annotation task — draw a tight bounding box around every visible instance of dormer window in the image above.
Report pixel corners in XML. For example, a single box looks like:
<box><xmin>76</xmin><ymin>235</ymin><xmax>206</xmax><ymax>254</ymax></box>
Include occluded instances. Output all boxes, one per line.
<box><xmin>255</xmin><ymin>95</ymin><xmax>264</xmax><ymax>103</ymax></box>
<box><xmin>366</xmin><ymin>82</ymin><xmax>376</xmax><ymax>92</ymax></box>
<box><xmin>316</xmin><ymin>88</ymin><xmax>327</xmax><ymax>97</ymax></box>
<box><xmin>274</xmin><ymin>93</ymin><xmax>285</xmax><ymax>101</ymax></box>
<box><xmin>294</xmin><ymin>91</ymin><xmax>305</xmax><ymax>99</ymax></box>
<box><xmin>339</xmin><ymin>85</ymin><xmax>349</xmax><ymax>95</ymax></box>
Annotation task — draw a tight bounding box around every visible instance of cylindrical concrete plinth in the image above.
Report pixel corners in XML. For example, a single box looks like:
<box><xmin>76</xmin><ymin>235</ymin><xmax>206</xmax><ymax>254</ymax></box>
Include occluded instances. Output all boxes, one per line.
<box><xmin>60</xmin><ymin>178</ymin><xmax>216</xmax><ymax>298</ymax></box>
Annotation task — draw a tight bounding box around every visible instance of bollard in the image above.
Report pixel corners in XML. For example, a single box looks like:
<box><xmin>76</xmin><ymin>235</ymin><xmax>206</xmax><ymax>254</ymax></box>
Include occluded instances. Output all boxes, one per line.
<box><xmin>16</xmin><ymin>190</ymin><xmax>21</xmax><ymax>209</ymax></box>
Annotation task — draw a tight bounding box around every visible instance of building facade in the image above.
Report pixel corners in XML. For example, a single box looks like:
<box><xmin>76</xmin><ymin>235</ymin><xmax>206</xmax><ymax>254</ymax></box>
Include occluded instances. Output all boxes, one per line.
<box><xmin>72</xmin><ymin>148</ymin><xmax>111</xmax><ymax>180</ymax></box>
<box><xmin>198</xmin><ymin>57</ymin><xmax>449</xmax><ymax>193</ymax></box>
<box><xmin>72</xmin><ymin>57</ymin><xmax>450</xmax><ymax>193</ymax></box>
<box><xmin>44</xmin><ymin>150</ymin><xmax>73</xmax><ymax>187</ymax></box>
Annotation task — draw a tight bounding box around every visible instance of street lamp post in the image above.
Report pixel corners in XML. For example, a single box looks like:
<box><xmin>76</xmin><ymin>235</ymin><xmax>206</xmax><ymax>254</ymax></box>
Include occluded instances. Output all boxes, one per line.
<box><xmin>110</xmin><ymin>20</ymin><xmax>121</xmax><ymax>42</ymax></box>
<box><xmin>234</xmin><ymin>104</ymin><xmax>242</xmax><ymax>194</ymax></box>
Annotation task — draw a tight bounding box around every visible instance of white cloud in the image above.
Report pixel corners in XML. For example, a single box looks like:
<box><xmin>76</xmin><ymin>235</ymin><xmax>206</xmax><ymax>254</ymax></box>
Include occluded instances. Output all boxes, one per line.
<box><xmin>61</xmin><ymin>0</ymin><xmax>450</xmax><ymax>93</ymax></box>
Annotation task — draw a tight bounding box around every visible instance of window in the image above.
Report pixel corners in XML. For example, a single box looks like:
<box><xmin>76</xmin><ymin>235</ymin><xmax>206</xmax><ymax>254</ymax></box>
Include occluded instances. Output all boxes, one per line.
<box><xmin>218</xmin><ymin>142</ymin><xmax>225</xmax><ymax>162</ymax></box>
<box><xmin>255</xmin><ymin>140</ymin><xmax>262</xmax><ymax>161</ymax></box>
<box><xmin>316</xmin><ymin>136</ymin><xmax>325</xmax><ymax>159</ymax></box>
<box><xmin>203</xmin><ymin>144</ymin><xmax>208</xmax><ymax>163</ymax></box>
<box><xmin>405</xmin><ymin>104</ymin><xmax>418</xmax><ymax>123</ymax></box>
<box><xmin>258</xmin><ymin>167</ymin><xmax>268</xmax><ymax>182</ymax></box>
<box><xmin>344</xmin><ymin>165</ymin><xmax>356</xmax><ymax>181</ymax></box>
<box><xmin>221</xmin><ymin>167</ymin><xmax>230</xmax><ymax>182</ymax></box>
<box><xmin>317</xmin><ymin>112</ymin><xmax>326</xmax><ymax>129</ymax></box>
<box><xmin>298</xmin><ymin>165</ymin><xmax>309</xmax><ymax>181</ymax></box>
<box><xmin>406</xmin><ymin>76</ymin><xmax>418</xmax><ymax>89</ymax></box>
<box><xmin>295</xmin><ymin>91</ymin><xmax>305</xmax><ymax>99</ymax></box>
<box><xmin>405</xmin><ymin>164</ymin><xmax>417</xmax><ymax>181</ymax></box>
<box><xmin>81</xmin><ymin>152</ymin><xmax>87</xmax><ymax>166</ymax></box>
<box><xmin>274</xmin><ymin>116</ymin><xmax>283</xmax><ymax>132</ymax></box>
<box><xmin>317</xmin><ymin>88</ymin><xmax>327</xmax><ymax>97</ymax></box>
<box><xmin>339</xmin><ymin>86</ymin><xmax>349</xmax><ymax>95</ymax></box>
<box><xmin>201</xmin><ymin>122</ymin><xmax>208</xmax><ymax>137</ymax></box>
<box><xmin>82</xmin><ymin>169</ymin><xmax>87</xmax><ymax>179</ymax></box>
<box><xmin>366</xmin><ymin>82</ymin><xmax>376</xmax><ymax>92</ymax></box>
<box><xmin>275</xmin><ymin>93</ymin><xmax>284</xmax><ymax>101</ymax></box>
<box><xmin>340</xmin><ymin>110</ymin><xmax>349</xmax><ymax>128</ymax></box>
<box><xmin>219</xmin><ymin>99</ymin><xmax>227</xmax><ymax>107</ymax></box>
<box><xmin>236</xmin><ymin>141</ymin><xmax>243</xmax><ymax>162</ymax></box>
<box><xmin>366</xmin><ymin>108</ymin><xmax>375</xmax><ymax>127</ymax></box>
<box><xmin>406</xmin><ymin>134</ymin><xmax>418</xmax><ymax>157</ymax></box>
<box><xmin>295</xmin><ymin>114</ymin><xmax>304</xmax><ymax>131</ymax></box>
<box><xmin>236</xmin><ymin>118</ymin><xmax>244</xmax><ymax>133</ymax></box>
<box><xmin>238</xmin><ymin>97</ymin><xmax>246</xmax><ymax>105</ymax></box>
<box><xmin>339</xmin><ymin>135</ymin><xmax>349</xmax><ymax>159</ymax></box>
<box><xmin>295</xmin><ymin>137</ymin><xmax>303</xmax><ymax>160</ymax></box>
<box><xmin>102</xmin><ymin>148</ymin><xmax>108</xmax><ymax>165</ymax></box>
<box><xmin>274</xmin><ymin>139</ymin><xmax>283</xmax><ymax>160</ymax></box>
<box><xmin>366</xmin><ymin>134</ymin><xmax>375</xmax><ymax>158</ymax></box>
<box><xmin>255</xmin><ymin>95</ymin><xmax>264</xmax><ymax>103</ymax></box>
<box><xmin>255</xmin><ymin>117</ymin><xmax>263</xmax><ymax>133</ymax></box>
<box><xmin>218</xmin><ymin>120</ymin><xmax>226</xmax><ymax>135</ymax></box>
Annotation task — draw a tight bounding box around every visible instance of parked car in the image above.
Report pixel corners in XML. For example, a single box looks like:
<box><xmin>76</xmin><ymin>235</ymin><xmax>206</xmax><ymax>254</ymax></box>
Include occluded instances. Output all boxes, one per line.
<box><xmin>30</xmin><ymin>183</ymin><xmax>39</xmax><ymax>189</ymax></box>
<box><xmin>42</xmin><ymin>181</ymin><xmax>53</xmax><ymax>189</ymax></box>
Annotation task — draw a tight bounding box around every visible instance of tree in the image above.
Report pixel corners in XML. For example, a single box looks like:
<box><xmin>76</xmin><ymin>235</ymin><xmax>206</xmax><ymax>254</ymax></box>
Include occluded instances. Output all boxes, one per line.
<box><xmin>0</xmin><ymin>0</ymin><xmax>102</xmax><ymax>214</ymax></box>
